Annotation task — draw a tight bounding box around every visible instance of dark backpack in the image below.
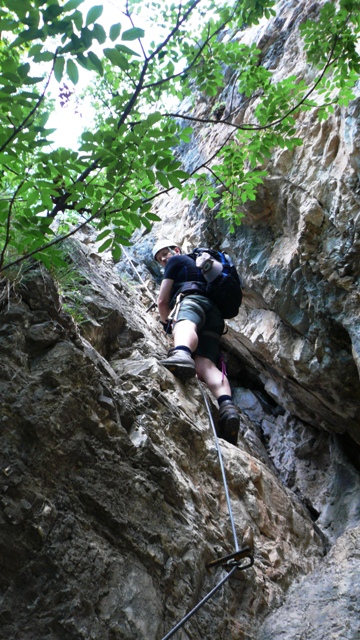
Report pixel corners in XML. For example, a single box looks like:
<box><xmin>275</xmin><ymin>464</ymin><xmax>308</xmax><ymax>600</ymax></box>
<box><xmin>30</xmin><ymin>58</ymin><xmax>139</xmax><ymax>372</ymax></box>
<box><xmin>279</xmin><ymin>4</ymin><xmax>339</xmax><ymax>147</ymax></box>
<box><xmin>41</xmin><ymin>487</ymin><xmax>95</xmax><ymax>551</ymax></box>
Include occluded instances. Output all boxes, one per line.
<box><xmin>187</xmin><ymin>247</ymin><xmax>242</xmax><ymax>319</ymax></box>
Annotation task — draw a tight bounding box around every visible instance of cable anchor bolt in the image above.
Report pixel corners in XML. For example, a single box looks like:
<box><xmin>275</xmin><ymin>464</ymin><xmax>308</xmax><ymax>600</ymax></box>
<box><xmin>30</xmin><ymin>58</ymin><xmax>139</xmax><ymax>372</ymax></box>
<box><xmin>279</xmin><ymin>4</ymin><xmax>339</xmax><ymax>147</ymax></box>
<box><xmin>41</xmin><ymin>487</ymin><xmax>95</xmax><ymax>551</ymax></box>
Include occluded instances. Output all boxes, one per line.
<box><xmin>206</xmin><ymin>546</ymin><xmax>254</xmax><ymax>572</ymax></box>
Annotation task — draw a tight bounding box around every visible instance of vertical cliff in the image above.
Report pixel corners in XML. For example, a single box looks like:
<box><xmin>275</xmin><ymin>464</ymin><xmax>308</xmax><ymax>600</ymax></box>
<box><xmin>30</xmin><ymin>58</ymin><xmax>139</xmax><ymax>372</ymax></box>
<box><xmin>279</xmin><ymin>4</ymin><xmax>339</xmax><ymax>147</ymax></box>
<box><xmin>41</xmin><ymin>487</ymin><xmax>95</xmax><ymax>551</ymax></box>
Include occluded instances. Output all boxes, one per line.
<box><xmin>1</xmin><ymin>0</ymin><xmax>360</xmax><ymax>639</ymax></box>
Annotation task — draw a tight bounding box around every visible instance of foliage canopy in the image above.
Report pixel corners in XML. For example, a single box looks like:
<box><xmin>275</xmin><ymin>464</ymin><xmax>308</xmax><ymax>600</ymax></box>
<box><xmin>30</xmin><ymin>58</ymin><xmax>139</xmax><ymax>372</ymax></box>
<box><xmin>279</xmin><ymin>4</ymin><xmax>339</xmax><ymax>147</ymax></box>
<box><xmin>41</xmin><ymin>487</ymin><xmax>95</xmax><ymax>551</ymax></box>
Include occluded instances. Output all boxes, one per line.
<box><xmin>0</xmin><ymin>0</ymin><xmax>360</xmax><ymax>271</ymax></box>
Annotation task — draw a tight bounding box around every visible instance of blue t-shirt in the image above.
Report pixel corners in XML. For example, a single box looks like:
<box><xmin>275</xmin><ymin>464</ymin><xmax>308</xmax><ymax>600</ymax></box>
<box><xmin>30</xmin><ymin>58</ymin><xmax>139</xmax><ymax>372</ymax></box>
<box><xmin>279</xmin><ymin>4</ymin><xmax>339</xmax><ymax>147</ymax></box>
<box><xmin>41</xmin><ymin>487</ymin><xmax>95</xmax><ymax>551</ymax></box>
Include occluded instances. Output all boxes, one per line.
<box><xmin>163</xmin><ymin>254</ymin><xmax>207</xmax><ymax>303</ymax></box>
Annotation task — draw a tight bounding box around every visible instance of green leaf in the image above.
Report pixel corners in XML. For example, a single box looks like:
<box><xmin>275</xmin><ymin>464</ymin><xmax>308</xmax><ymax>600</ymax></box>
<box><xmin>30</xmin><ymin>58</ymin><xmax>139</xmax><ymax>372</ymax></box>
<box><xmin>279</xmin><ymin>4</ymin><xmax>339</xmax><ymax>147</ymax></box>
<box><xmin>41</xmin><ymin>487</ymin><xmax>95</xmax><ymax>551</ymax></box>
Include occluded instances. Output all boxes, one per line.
<box><xmin>72</xmin><ymin>9</ymin><xmax>83</xmax><ymax>30</ymax></box>
<box><xmin>115</xmin><ymin>236</ymin><xmax>132</xmax><ymax>246</ymax></box>
<box><xmin>93</xmin><ymin>23</ymin><xmax>106</xmax><ymax>44</ymax></box>
<box><xmin>157</xmin><ymin>171</ymin><xmax>169</xmax><ymax>188</ymax></box>
<box><xmin>112</xmin><ymin>243</ymin><xmax>122</xmax><ymax>262</ymax></box>
<box><xmin>146</xmin><ymin>169</ymin><xmax>156</xmax><ymax>184</ymax></box>
<box><xmin>115</xmin><ymin>226</ymin><xmax>132</xmax><ymax>238</ymax></box>
<box><xmin>167</xmin><ymin>174</ymin><xmax>182</xmax><ymax>189</ymax></box>
<box><xmin>10</xmin><ymin>27</ymin><xmax>45</xmax><ymax>47</ymax></box>
<box><xmin>33</xmin><ymin>50</ymin><xmax>54</xmax><ymax>62</ymax></box>
<box><xmin>140</xmin><ymin>202</ymin><xmax>152</xmax><ymax>213</ymax></box>
<box><xmin>43</xmin><ymin>4</ymin><xmax>63</xmax><ymax>21</ymax></box>
<box><xmin>80</xmin><ymin>26</ymin><xmax>93</xmax><ymax>49</ymax></box>
<box><xmin>98</xmin><ymin>238</ymin><xmax>112</xmax><ymax>252</ymax></box>
<box><xmin>115</xmin><ymin>44</ymin><xmax>140</xmax><ymax>57</ymax></box>
<box><xmin>142</xmin><ymin>217</ymin><xmax>152</xmax><ymax>231</ymax></box>
<box><xmin>67</xmin><ymin>58</ymin><xmax>79</xmax><ymax>84</ymax></box>
<box><xmin>122</xmin><ymin>27</ymin><xmax>144</xmax><ymax>41</ymax></box>
<box><xmin>147</xmin><ymin>112</ymin><xmax>162</xmax><ymax>126</ymax></box>
<box><xmin>54</xmin><ymin>56</ymin><xmax>65</xmax><ymax>82</ymax></box>
<box><xmin>127</xmin><ymin>213</ymin><xmax>140</xmax><ymax>228</ymax></box>
<box><xmin>156</xmin><ymin>157</ymin><xmax>170</xmax><ymax>171</ymax></box>
<box><xmin>96</xmin><ymin>228</ymin><xmax>111</xmax><ymax>242</ymax></box>
<box><xmin>110</xmin><ymin>23</ymin><xmax>121</xmax><ymax>41</ymax></box>
<box><xmin>28</xmin><ymin>44</ymin><xmax>43</xmax><ymax>57</ymax></box>
<box><xmin>76</xmin><ymin>52</ymin><xmax>90</xmax><ymax>70</ymax></box>
<box><xmin>88</xmin><ymin>51</ymin><xmax>103</xmax><ymax>75</ymax></box>
<box><xmin>86</xmin><ymin>5</ymin><xmax>103</xmax><ymax>26</ymax></box>
<box><xmin>173</xmin><ymin>170</ymin><xmax>189</xmax><ymax>180</ymax></box>
<box><xmin>17</xmin><ymin>62</ymin><xmax>30</xmax><ymax>79</ymax></box>
<box><xmin>145</xmin><ymin>212</ymin><xmax>161</xmax><ymax>221</ymax></box>
<box><xmin>103</xmin><ymin>47</ymin><xmax>129</xmax><ymax>70</ymax></box>
<box><xmin>63</xmin><ymin>0</ymin><xmax>84</xmax><ymax>10</ymax></box>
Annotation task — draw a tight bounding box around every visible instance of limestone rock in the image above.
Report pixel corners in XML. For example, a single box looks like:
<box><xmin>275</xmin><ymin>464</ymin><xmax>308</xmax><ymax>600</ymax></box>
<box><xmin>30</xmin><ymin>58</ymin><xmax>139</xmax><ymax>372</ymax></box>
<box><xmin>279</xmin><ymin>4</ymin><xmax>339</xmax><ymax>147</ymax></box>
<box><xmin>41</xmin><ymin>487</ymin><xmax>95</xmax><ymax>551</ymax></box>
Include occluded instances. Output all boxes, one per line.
<box><xmin>0</xmin><ymin>252</ymin><xmax>325</xmax><ymax>640</ymax></box>
<box><xmin>258</xmin><ymin>527</ymin><xmax>360</xmax><ymax>640</ymax></box>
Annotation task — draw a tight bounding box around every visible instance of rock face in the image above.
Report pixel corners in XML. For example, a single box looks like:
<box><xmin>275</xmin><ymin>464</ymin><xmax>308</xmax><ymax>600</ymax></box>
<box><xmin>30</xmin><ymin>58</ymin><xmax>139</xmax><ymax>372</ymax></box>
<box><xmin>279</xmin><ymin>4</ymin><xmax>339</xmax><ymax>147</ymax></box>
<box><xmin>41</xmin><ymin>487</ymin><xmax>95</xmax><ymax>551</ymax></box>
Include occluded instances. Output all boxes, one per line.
<box><xmin>0</xmin><ymin>254</ymin><xmax>325</xmax><ymax>640</ymax></box>
<box><xmin>1</xmin><ymin>0</ymin><xmax>360</xmax><ymax>639</ymax></box>
<box><xmin>258</xmin><ymin>526</ymin><xmax>360</xmax><ymax>640</ymax></box>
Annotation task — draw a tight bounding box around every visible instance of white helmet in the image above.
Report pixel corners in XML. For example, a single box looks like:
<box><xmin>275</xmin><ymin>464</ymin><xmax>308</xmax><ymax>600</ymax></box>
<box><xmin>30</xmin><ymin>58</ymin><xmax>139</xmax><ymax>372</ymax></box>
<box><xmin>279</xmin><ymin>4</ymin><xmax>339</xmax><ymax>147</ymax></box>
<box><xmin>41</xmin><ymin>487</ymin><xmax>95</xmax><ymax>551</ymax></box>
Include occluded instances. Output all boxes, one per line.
<box><xmin>152</xmin><ymin>239</ymin><xmax>180</xmax><ymax>261</ymax></box>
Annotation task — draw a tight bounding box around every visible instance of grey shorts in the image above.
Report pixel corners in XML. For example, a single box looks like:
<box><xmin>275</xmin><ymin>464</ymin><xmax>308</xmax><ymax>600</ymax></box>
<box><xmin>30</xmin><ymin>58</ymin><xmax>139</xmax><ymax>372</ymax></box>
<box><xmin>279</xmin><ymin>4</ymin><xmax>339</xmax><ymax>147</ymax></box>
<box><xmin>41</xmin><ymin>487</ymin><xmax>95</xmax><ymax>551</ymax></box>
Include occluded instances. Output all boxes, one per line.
<box><xmin>175</xmin><ymin>294</ymin><xmax>224</xmax><ymax>364</ymax></box>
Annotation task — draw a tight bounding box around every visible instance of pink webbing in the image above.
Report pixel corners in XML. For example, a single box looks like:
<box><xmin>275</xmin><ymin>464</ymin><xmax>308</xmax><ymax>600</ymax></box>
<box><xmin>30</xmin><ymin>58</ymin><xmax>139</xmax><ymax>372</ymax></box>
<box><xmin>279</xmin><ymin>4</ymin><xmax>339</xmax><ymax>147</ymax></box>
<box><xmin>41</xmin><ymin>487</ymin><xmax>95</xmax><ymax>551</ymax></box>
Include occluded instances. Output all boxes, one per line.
<box><xmin>219</xmin><ymin>354</ymin><xmax>227</xmax><ymax>383</ymax></box>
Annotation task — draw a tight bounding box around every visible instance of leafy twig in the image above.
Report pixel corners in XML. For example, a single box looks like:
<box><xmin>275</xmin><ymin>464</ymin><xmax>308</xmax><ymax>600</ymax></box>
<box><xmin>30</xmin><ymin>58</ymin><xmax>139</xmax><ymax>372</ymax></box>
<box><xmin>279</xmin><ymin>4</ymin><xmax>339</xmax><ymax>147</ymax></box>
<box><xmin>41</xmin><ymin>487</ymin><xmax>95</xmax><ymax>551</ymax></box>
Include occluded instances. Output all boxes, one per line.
<box><xmin>49</xmin><ymin>0</ymin><xmax>203</xmax><ymax>218</ymax></box>
<box><xmin>0</xmin><ymin>179</ymin><xmax>26</xmax><ymax>269</ymax></box>
<box><xmin>0</xmin><ymin>50</ymin><xmax>59</xmax><ymax>154</ymax></box>
<box><xmin>164</xmin><ymin>29</ymin><xmax>341</xmax><ymax>132</ymax></box>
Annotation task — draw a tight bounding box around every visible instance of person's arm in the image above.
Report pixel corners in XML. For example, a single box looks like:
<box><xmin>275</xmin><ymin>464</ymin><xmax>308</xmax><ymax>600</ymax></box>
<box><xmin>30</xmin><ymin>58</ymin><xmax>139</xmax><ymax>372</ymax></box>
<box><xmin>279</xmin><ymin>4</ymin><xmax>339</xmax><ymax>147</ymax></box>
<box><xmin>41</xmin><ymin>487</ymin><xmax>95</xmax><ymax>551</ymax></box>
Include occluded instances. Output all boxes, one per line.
<box><xmin>157</xmin><ymin>278</ymin><xmax>174</xmax><ymax>322</ymax></box>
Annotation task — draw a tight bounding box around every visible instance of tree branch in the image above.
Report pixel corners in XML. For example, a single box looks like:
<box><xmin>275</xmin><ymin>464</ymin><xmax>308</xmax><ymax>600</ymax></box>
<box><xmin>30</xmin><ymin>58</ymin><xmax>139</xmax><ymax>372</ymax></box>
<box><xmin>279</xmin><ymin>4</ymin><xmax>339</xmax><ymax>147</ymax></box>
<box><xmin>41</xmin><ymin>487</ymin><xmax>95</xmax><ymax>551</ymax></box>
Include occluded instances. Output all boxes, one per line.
<box><xmin>50</xmin><ymin>0</ymin><xmax>204</xmax><ymax>219</ymax></box>
<box><xmin>164</xmin><ymin>30</ymin><xmax>341</xmax><ymax>133</ymax></box>
<box><xmin>1</xmin><ymin>146</ymin><xmax>140</xmax><ymax>272</ymax></box>
<box><xmin>206</xmin><ymin>165</ymin><xmax>229</xmax><ymax>192</ymax></box>
<box><xmin>0</xmin><ymin>211</ymin><xmax>100</xmax><ymax>273</ymax></box>
<box><xmin>146</xmin><ymin>0</ymin><xmax>202</xmax><ymax>63</ymax></box>
<box><xmin>0</xmin><ymin>51</ymin><xmax>58</xmax><ymax>155</ymax></box>
<box><xmin>0</xmin><ymin>179</ymin><xmax>26</xmax><ymax>269</ymax></box>
<box><xmin>142</xmin><ymin>1</ymin><xmax>240</xmax><ymax>90</ymax></box>
<box><xmin>123</xmin><ymin>3</ymin><xmax>147</xmax><ymax>60</ymax></box>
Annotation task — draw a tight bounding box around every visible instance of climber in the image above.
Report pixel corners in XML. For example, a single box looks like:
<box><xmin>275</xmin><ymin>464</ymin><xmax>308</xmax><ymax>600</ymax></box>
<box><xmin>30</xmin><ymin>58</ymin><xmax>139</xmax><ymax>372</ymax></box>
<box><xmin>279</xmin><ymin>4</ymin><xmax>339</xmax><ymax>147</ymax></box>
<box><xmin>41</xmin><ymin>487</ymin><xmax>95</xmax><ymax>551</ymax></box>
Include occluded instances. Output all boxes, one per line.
<box><xmin>152</xmin><ymin>239</ymin><xmax>240</xmax><ymax>445</ymax></box>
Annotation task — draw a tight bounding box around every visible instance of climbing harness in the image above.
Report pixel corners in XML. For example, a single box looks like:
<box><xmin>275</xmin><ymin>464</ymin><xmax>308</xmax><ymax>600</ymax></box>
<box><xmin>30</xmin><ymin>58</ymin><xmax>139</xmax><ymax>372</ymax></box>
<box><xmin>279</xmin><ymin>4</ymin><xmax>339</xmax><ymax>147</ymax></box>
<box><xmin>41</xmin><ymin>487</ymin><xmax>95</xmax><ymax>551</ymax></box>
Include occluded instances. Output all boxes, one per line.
<box><xmin>168</xmin><ymin>292</ymin><xmax>207</xmax><ymax>328</ymax></box>
<box><xmin>167</xmin><ymin>293</ymin><xmax>183</xmax><ymax>324</ymax></box>
<box><xmin>160</xmin><ymin>379</ymin><xmax>254</xmax><ymax>640</ymax></box>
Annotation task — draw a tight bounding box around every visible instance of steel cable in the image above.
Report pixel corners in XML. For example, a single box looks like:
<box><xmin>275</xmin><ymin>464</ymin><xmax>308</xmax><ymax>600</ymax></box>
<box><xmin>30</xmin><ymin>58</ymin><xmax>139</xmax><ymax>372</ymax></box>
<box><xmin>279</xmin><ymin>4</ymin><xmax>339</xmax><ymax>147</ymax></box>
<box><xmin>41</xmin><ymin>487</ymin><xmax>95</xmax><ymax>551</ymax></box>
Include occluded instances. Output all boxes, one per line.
<box><xmin>161</xmin><ymin>565</ymin><xmax>239</xmax><ymax>640</ymax></box>
<box><xmin>160</xmin><ymin>379</ymin><xmax>246</xmax><ymax>640</ymax></box>
<box><xmin>196</xmin><ymin>378</ymin><xmax>240</xmax><ymax>552</ymax></box>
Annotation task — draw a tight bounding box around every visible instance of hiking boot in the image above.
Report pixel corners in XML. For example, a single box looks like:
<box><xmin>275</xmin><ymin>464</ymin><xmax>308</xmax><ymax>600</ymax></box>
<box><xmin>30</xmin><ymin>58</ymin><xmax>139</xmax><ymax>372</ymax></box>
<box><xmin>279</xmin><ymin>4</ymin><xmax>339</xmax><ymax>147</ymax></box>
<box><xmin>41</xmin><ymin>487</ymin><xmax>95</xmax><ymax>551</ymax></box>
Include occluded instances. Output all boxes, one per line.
<box><xmin>159</xmin><ymin>348</ymin><xmax>196</xmax><ymax>382</ymax></box>
<box><xmin>218</xmin><ymin>400</ymin><xmax>240</xmax><ymax>445</ymax></box>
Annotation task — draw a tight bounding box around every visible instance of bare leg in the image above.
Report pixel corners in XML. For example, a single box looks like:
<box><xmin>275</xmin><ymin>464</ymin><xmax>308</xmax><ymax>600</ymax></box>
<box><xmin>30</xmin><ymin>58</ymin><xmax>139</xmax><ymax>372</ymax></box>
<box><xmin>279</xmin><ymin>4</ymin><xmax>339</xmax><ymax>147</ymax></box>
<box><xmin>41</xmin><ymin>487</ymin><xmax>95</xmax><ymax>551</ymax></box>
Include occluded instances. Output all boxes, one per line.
<box><xmin>194</xmin><ymin>355</ymin><xmax>231</xmax><ymax>399</ymax></box>
<box><xmin>195</xmin><ymin>354</ymin><xmax>239</xmax><ymax>444</ymax></box>
<box><xmin>159</xmin><ymin>319</ymin><xmax>198</xmax><ymax>382</ymax></box>
<box><xmin>173</xmin><ymin>319</ymin><xmax>198</xmax><ymax>353</ymax></box>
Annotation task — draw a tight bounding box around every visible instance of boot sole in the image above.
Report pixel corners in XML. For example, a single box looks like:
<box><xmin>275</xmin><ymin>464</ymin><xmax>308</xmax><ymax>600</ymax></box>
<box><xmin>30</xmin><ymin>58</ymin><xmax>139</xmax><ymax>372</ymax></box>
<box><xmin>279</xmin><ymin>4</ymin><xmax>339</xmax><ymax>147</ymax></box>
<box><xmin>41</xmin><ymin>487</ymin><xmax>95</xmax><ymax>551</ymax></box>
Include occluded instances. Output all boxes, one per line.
<box><xmin>221</xmin><ymin>415</ymin><xmax>240</xmax><ymax>445</ymax></box>
<box><xmin>160</xmin><ymin>361</ymin><xmax>196</xmax><ymax>382</ymax></box>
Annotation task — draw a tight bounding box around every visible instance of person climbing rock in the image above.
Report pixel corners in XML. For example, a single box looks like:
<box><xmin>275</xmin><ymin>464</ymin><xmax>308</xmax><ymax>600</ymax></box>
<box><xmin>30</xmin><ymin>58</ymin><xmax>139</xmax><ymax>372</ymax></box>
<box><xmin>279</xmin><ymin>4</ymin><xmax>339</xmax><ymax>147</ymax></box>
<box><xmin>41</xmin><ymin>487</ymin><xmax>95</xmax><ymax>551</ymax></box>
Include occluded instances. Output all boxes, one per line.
<box><xmin>152</xmin><ymin>239</ymin><xmax>240</xmax><ymax>446</ymax></box>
